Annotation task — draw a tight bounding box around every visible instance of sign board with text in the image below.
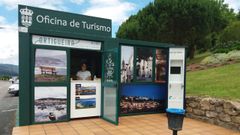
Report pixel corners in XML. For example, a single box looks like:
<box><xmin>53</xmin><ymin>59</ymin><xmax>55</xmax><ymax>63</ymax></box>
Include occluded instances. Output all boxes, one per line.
<box><xmin>18</xmin><ymin>5</ymin><xmax>112</xmax><ymax>37</ymax></box>
<box><xmin>32</xmin><ymin>35</ymin><xmax>101</xmax><ymax>50</ymax></box>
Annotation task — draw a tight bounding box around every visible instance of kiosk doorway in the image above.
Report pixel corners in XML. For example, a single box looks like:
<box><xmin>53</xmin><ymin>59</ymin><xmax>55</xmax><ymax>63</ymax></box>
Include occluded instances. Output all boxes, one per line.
<box><xmin>70</xmin><ymin>49</ymin><xmax>102</xmax><ymax>119</ymax></box>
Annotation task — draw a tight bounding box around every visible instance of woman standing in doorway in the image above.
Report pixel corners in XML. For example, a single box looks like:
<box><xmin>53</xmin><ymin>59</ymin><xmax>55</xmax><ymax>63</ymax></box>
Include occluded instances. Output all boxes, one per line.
<box><xmin>76</xmin><ymin>63</ymin><xmax>92</xmax><ymax>80</ymax></box>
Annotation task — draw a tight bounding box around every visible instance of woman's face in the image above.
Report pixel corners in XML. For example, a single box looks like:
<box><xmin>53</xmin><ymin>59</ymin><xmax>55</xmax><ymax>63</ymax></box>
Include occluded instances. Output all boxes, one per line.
<box><xmin>81</xmin><ymin>64</ymin><xmax>87</xmax><ymax>71</ymax></box>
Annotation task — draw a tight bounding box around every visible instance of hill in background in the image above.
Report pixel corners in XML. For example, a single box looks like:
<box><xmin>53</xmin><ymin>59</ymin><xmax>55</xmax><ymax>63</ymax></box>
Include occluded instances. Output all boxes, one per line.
<box><xmin>0</xmin><ymin>64</ymin><xmax>18</xmax><ymax>76</ymax></box>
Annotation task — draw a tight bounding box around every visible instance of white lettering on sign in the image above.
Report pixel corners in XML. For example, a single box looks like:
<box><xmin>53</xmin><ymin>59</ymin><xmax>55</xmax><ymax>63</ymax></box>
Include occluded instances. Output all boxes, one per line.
<box><xmin>19</xmin><ymin>6</ymin><xmax>112</xmax><ymax>34</ymax></box>
<box><xmin>36</xmin><ymin>15</ymin><xmax>67</xmax><ymax>26</ymax></box>
<box><xmin>32</xmin><ymin>35</ymin><xmax>101</xmax><ymax>50</ymax></box>
<box><xmin>18</xmin><ymin>26</ymin><xmax>28</xmax><ymax>33</ymax></box>
<box><xmin>35</xmin><ymin>15</ymin><xmax>111</xmax><ymax>32</ymax></box>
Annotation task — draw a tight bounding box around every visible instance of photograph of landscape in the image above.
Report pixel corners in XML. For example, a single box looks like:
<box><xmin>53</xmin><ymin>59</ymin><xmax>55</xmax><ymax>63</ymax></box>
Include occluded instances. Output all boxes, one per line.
<box><xmin>75</xmin><ymin>97</ymin><xmax>96</xmax><ymax>109</ymax></box>
<box><xmin>120</xmin><ymin>84</ymin><xmax>167</xmax><ymax>114</ymax></box>
<box><xmin>76</xmin><ymin>84</ymin><xmax>96</xmax><ymax>96</ymax></box>
<box><xmin>34</xmin><ymin>49</ymin><xmax>67</xmax><ymax>82</ymax></box>
<box><xmin>34</xmin><ymin>87</ymin><xmax>67</xmax><ymax>122</ymax></box>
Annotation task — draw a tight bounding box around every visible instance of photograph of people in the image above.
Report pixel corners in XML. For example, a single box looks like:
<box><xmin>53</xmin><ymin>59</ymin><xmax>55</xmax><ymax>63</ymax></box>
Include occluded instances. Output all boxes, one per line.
<box><xmin>155</xmin><ymin>49</ymin><xmax>167</xmax><ymax>82</ymax></box>
<box><xmin>76</xmin><ymin>63</ymin><xmax>92</xmax><ymax>80</ymax></box>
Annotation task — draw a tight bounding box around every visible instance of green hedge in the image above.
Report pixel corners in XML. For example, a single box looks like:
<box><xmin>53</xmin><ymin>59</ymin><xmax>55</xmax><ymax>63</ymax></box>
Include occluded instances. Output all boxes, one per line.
<box><xmin>211</xmin><ymin>41</ymin><xmax>240</xmax><ymax>53</ymax></box>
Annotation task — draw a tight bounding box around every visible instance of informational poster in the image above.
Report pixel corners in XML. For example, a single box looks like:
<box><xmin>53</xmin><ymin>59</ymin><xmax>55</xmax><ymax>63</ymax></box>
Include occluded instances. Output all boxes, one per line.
<box><xmin>155</xmin><ymin>49</ymin><xmax>167</xmax><ymax>83</ymax></box>
<box><xmin>75</xmin><ymin>84</ymin><xmax>96</xmax><ymax>109</ymax></box>
<box><xmin>121</xmin><ymin>46</ymin><xmax>134</xmax><ymax>83</ymax></box>
<box><xmin>120</xmin><ymin>84</ymin><xmax>167</xmax><ymax>114</ymax></box>
<box><xmin>34</xmin><ymin>87</ymin><xmax>67</xmax><ymax>122</ymax></box>
<box><xmin>34</xmin><ymin>49</ymin><xmax>67</xmax><ymax>82</ymax></box>
<box><xmin>71</xmin><ymin>82</ymin><xmax>101</xmax><ymax>118</ymax></box>
<box><xmin>136</xmin><ymin>48</ymin><xmax>153</xmax><ymax>81</ymax></box>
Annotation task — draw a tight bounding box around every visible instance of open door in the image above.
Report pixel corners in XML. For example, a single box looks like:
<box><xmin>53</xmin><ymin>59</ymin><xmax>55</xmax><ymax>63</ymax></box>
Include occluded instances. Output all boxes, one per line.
<box><xmin>101</xmin><ymin>47</ymin><xmax>119</xmax><ymax>125</ymax></box>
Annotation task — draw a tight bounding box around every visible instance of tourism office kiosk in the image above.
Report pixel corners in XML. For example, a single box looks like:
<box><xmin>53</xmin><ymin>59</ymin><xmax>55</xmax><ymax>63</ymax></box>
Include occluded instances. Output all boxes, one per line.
<box><xmin>18</xmin><ymin>5</ymin><xmax>186</xmax><ymax>126</ymax></box>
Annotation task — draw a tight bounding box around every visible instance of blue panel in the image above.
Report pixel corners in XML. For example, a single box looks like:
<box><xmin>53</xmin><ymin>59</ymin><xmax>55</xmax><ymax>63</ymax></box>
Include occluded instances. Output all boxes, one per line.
<box><xmin>120</xmin><ymin>84</ymin><xmax>167</xmax><ymax>114</ymax></box>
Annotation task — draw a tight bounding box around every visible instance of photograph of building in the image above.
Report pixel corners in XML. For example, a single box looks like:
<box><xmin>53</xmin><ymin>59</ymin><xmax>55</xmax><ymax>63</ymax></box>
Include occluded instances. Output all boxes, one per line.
<box><xmin>136</xmin><ymin>48</ymin><xmax>153</xmax><ymax>81</ymax></box>
<box><xmin>121</xmin><ymin>46</ymin><xmax>134</xmax><ymax>83</ymax></box>
<box><xmin>120</xmin><ymin>84</ymin><xmax>167</xmax><ymax>114</ymax></box>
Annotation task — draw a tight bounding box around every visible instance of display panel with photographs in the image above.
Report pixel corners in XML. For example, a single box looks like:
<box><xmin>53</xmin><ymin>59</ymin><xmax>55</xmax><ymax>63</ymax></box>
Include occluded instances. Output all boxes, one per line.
<box><xmin>75</xmin><ymin>97</ymin><xmax>96</xmax><ymax>109</ymax></box>
<box><xmin>121</xmin><ymin>46</ymin><xmax>134</xmax><ymax>83</ymax></box>
<box><xmin>75</xmin><ymin>84</ymin><xmax>96</xmax><ymax>95</ymax></box>
<box><xmin>120</xmin><ymin>84</ymin><xmax>167</xmax><ymax>114</ymax></box>
<box><xmin>35</xmin><ymin>49</ymin><xmax>67</xmax><ymax>82</ymax></box>
<box><xmin>155</xmin><ymin>49</ymin><xmax>167</xmax><ymax>83</ymax></box>
<box><xmin>136</xmin><ymin>48</ymin><xmax>153</xmax><ymax>81</ymax></box>
<box><xmin>34</xmin><ymin>87</ymin><xmax>67</xmax><ymax>122</ymax></box>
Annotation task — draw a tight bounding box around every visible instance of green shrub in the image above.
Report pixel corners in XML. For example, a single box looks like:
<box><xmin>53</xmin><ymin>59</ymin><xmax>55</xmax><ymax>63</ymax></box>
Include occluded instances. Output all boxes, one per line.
<box><xmin>201</xmin><ymin>50</ymin><xmax>240</xmax><ymax>65</ymax></box>
<box><xmin>211</xmin><ymin>41</ymin><xmax>240</xmax><ymax>53</ymax></box>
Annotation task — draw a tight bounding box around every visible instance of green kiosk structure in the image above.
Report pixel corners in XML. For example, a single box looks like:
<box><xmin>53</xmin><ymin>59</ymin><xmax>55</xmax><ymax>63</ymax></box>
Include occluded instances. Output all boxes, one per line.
<box><xmin>18</xmin><ymin>5</ymin><xmax>186</xmax><ymax>126</ymax></box>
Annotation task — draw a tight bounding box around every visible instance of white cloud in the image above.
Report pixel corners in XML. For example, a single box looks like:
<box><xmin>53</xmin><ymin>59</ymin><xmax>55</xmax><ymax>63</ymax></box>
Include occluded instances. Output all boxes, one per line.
<box><xmin>70</xmin><ymin>0</ymin><xmax>85</xmax><ymax>5</ymax></box>
<box><xmin>0</xmin><ymin>0</ymin><xmax>66</xmax><ymax>10</ymax></box>
<box><xmin>83</xmin><ymin>0</ymin><xmax>135</xmax><ymax>24</ymax></box>
<box><xmin>224</xmin><ymin>0</ymin><xmax>240</xmax><ymax>13</ymax></box>
<box><xmin>0</xmin><ymin>16</ymin><xmax>6</xmax><ymax>24</ymax></box>
<box><xmin>0</xmin><ymin>16</ymin><xmax>18</xmax><ymax>65</ymax></box>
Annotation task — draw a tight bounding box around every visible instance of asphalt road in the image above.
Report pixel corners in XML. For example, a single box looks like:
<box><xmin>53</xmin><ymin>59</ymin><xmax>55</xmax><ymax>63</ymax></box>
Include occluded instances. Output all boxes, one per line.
<box><xmin>0</xmin><ymin>81</ymin><xmax>18</xmax><ymax>135</ymax></box>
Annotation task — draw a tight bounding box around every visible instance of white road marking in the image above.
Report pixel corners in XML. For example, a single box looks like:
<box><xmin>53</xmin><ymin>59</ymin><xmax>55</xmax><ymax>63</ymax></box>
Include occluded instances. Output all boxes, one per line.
<box><xmin>1</xmin><ymin>109</ymin><xmax>17</xmax><ymax>112</ymax></box>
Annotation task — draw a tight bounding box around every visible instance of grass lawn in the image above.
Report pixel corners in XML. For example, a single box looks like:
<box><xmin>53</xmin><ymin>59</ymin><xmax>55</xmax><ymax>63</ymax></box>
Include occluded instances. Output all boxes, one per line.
<box><xmin>186</xmin><ymin>62</ymin><xmax>240</xmax><ymax>100</ymax></box>
<box><xmin>35</xmin><ymin>74</ymin><xmax>66</xmax><ymax>82</ymax></box>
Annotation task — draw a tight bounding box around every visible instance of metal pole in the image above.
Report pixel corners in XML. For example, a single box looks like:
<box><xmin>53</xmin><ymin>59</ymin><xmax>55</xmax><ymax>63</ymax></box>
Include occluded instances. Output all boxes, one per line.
<box><xmin>173</xmin><ymin>130</ymin><xmax>178</xmax><ymax>135</ymax></box>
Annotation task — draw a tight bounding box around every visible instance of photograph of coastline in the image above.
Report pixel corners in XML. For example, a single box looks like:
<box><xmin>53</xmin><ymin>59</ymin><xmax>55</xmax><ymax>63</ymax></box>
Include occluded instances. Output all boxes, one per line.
<box><xmin>121</xmin><ymin>46</ymin><xmax>134</xmax><ymax>83</ymax></box>
<box><xmin>76</xmin><ymin>84</ymin><xmax>96</xmax><ymax>95</ymax></box>
<box><xmin>120</xmin><ymin>84</ymin><xmax>167</xmax><ymax>114</ymax></box>
<box><xmin>34</xmin><ymin>49</ymin><xmax>67</xmax><ymax>82</ymax></box>
<box><xmin>75</xmin><ymin>97</ymin><xmax>96</xmax><ymax>109</ymax></box>
<box><xmin>136</xmin><ymin>48</ymin><xmax>153</xmax><ymax>81</ymax></box>
<box><xmin>34</xmin><ymin>87</ymin><xmax>67</xmax><ymax>122</ymax></box>
<box><xmin>155</xmin><ymin>49</ymin><xmax>167</xmax><ymax>83</ymax></box>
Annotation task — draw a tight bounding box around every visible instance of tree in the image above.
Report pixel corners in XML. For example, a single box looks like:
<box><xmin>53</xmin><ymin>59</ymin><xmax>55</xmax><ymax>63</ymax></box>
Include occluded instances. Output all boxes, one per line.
<box><xmin>237</xmin><ymin>10</ymin><xmax>240</xmax><ymax>20</ymax></box>
<box><xmin>220</xmin><ymin>21</ymin><xmax>240</xmax><ymax>42</ymax></box>
<box><xmin>116</xmin><ymin>0</ymin><xmax>233</xmax><ymax>59</ymax></box>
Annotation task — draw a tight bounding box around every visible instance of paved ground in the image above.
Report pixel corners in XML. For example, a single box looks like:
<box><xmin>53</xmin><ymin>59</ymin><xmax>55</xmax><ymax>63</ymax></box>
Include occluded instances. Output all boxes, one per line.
<box><xmin>0</xmin><ymin>81</ymin><xmax>18</xmax><ymax>135</ymax></box>
<box><xmin>13</xmin><ymin>114</ymin><xmax>240</xmax><ymax>135</ymax></box>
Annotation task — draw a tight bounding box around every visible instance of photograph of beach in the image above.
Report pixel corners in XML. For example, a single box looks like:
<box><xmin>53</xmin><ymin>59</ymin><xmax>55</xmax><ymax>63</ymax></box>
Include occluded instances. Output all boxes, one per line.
<box><xmin>35</xmin><ymin>49</ymin><xmax>67</xmax><ymax>82</ymax></box>
<box><xmin>75</xmin><ymin>97</ymin><xmax>96</xmax><ymax>109</ymax></box>
<box><xmin>34</xmin><ymin>87</ymin><xmax>67</xmax><ymax>122</ymax></box>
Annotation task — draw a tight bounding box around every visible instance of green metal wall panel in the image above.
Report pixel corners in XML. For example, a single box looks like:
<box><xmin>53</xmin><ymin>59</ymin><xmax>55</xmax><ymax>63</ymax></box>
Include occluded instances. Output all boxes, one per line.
<box><xmin>19</xmin><ymin>33</ymin><xmax>31</xmax><ymax>126</ymax></box>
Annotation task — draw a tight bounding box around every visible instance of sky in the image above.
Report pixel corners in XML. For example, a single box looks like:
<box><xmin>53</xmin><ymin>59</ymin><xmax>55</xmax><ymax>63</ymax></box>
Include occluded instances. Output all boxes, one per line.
<box><xmin>121</xmin><ymin>46</ymin><xmax>133</xmax><ymax>63</ymax></box>
<box><xmin>0</xmin><ymin>0</ymin><xmax>239</xmax><ymax>65</ymax></box>
<box><xmin>35</xmin><ymin>87</ymin><xmax>67</xmax><ymax>99</ymax></box>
